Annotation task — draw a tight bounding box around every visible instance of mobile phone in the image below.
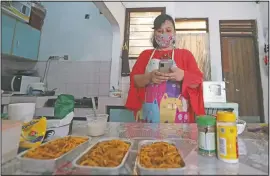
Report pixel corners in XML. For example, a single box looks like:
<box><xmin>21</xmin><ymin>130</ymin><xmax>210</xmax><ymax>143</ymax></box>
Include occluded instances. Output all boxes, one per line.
<box><xmin>159</xmin><ymin>59</ymin><xmax>173</xmax><ymax>73</ymax></box>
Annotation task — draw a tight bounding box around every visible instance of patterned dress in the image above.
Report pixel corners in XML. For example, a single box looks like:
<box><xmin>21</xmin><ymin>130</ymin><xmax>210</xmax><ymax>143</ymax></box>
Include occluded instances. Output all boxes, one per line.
<box><xmin>135</xmin><ymin>49</ymin><xmax>189</xmax><ymax>123</ymax></box>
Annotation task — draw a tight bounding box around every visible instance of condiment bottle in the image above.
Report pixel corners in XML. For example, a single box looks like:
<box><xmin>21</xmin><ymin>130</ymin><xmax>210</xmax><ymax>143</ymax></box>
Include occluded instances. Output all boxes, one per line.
<box><xmin>196</xmin><ymin>115</ymin><xmax>216</xmax><ymax>156</ymax></box>
<box><xmin>216</xmin><ymin>111</ymin><xmax>239</xmax><ymax>163</ymax></box>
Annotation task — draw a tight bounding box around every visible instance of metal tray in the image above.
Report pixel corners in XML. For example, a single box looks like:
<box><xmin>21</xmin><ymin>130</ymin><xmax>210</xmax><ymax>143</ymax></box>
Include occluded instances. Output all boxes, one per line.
<box><xmin>136</xmin><ymin>140</ymin><xmax>186</xmax><ymax>175</ymax></box>
<box><xmin>17</xmin><ymin>135</ymin><xmax>91</xmax><ymax>173</ymax></box>
<box><xmin>72</xmin><ymin>137</ymin><xmax>133</xmax><ymax>175</ymax></box>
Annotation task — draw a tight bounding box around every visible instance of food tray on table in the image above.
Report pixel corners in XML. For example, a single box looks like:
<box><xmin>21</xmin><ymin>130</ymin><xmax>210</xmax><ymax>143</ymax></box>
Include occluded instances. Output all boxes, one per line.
<box><xmin>136</xmin><ymin>140</ymin><xmax>186</xmax><ymax>175</ymax></box>
<box><xmin>17</xmin><ymin>135</ymin><xmax>91</xmax><ymax>173</ymax></box>
<box><xmin>72</xmin><ymin>137</ymin><xmax>133</xmax><ymax>175</ymax></box>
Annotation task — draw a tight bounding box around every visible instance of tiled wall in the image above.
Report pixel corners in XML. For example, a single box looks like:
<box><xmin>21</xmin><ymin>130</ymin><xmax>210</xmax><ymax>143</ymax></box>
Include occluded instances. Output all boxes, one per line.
<box><xmin>35</xmin><ymin>60</ymin><xmax>111</xmax><ymax>97</ymax></box>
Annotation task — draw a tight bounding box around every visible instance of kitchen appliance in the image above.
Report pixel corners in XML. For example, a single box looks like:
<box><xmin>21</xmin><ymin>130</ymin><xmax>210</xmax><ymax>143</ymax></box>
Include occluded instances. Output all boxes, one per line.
<box><xmin>1</xmin><ymin>1</ymin><xmax>32</xmax><ymax>23</ymax></box>
<box><xmin>27</xmin><ymin>82</ymin><xmax>45</xmax><ymax>95</ymax></box>
<box><xmin>1</xmin><ymin>76</ymin><xmax>40</xmax><ymax>94</ymax></box>
<box><xmin>203</xmin><ymin>81</ymin><xmax>226</xmax><ymax>103</ymax></box>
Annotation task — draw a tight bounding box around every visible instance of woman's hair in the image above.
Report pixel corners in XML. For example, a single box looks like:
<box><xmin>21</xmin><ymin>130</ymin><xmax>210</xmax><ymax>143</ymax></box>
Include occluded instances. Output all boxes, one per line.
<box><xmin>151</xmin><ymin>14</ymin><xmax>176</xmax><ymax>48</ymax></box>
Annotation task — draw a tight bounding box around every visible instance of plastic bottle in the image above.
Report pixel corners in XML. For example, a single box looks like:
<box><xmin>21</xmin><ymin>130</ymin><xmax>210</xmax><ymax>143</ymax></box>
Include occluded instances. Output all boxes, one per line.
<box><xmin>216</xmin><ymin>111</ymin><xmax>239</xmax><ymax>163</ymax></box>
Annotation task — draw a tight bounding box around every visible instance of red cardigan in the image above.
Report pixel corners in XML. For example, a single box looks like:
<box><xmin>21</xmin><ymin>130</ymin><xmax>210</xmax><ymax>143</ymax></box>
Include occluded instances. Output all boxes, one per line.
<box><xmin>125</xmin><ymin>49</ymin><xmax>205</xmax><ymax>122</ymax></box>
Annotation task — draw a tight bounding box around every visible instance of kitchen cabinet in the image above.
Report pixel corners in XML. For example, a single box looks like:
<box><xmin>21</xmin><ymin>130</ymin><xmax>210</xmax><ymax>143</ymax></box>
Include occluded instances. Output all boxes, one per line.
<box><xmin>2</xmin><ymin>14</ymin><xmax>16</xmax><ymax>55</ymax></box>
<box><xmin>12</xmin><ymin>20</ymin><xmax>41</xmax><ymax>60</ymax></box>
<box><xmin>1</xmin><ymin>13</ymin><xmax>41</xmax><ymax>61</ymax></box>
<box><xmin>106</xmin><ymin>106</ymin><xmax>135</xmax><ymax>122</ymax></box>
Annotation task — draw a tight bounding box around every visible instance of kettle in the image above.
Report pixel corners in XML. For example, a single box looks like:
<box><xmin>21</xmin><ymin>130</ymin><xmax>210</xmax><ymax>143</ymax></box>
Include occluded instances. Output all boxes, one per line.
<box><xmin>27</xmin><ymin>83</ymin><xmax>45</xmax><ymax>95</ymax></box>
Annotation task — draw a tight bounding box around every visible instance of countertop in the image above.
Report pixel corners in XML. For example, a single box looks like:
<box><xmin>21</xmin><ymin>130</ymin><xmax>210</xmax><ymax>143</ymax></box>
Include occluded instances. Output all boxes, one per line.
<box><xmin>1</xmin><ymin>122</ymin><xmax>268</xmax><ymax>175</ymax></box>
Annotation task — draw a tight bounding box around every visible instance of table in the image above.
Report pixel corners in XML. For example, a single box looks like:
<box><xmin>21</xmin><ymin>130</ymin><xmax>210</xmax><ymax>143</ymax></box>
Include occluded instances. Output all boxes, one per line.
<box><xmin>2</xmin><ymin>122</ymin><xmax>268</xmax><ymax>175</ymax></box>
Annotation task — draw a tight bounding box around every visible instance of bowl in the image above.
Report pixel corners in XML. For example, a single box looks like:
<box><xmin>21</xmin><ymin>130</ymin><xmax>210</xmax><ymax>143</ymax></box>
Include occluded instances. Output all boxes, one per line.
<box><xmin>86</xmin><ymin>114</ymin><xmax>108</xmax><ymax>137</ymax></box>
<box><xmin>237</xmin><ymin>119</ymin><xmax>246</xmax><ymax>135</ymax></box>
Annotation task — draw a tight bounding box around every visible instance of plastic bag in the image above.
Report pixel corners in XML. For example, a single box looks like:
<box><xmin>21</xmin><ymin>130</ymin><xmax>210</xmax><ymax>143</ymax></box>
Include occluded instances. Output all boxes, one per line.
<box><xmin>54</xmin><ymin>94</ymin><xmax>75</xmax><ymax>119</ymax></box>
<box><xmin>19</xmin><ymin>117</ymin><xmax>47</xmax><ymax>149</ymax></box>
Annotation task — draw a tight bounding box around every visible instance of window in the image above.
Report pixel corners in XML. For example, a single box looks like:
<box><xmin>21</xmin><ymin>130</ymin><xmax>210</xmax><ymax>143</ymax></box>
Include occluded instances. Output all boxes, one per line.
<box><xmin>121</xmin><ymin>8</ymin><xmax>165</xmax><ymax>76</ymax></box>
<box><xmin>175</xmin><ymin>18</ymin><xmax>208</xmax><ymax>33</ymax></box>
<box><xmin>174</xmin><ymin>18</ymin><xmax>211</xmax><ymax>80</ymax></box>
<box><xmin>123</xmin><ymin>8</ymin><xmax>166</xmax><ymax>60</ymax></box>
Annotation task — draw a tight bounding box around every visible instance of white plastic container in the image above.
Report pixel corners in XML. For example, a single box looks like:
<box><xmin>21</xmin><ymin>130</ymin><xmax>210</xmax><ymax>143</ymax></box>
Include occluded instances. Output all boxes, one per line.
<box><xmin>216</xmin><ymin>112</ymin><xmax>239</xmax><ymax>163</ymax></box>
<box><xmin>2</xmin><ymin>120</ymin><xmax>22</xmax><ymax>164</ymax></box>
<box><xmin>86</xmin><ymin>114</ymin><xmax>108</xmax><ymax>137</ymax></box>
<box><xmin>43</xmin><ymin>112</ymin><xmax>74</xmax><ymax>142</ymax></box>
<box><xmin>8</xmin><ymin>103</ymin><xmax>36</xmax><ymax>122</ymax></box>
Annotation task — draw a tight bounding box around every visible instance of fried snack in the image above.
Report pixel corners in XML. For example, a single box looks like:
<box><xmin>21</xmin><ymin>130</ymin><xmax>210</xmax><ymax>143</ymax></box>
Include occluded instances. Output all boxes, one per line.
<box><xmin>78</xmin><ymin>139</ymin><xmax>130</xmax><ymax>167</ymax></box>
<box><xmin>139</xmin><ymin>142</ymin><xmax>183</xmax><ymax>168</ymax></box>
<box><xmin>24</xmin><ymin>136</ymin><xmax>88</xmax><ymax>159</ymax></box>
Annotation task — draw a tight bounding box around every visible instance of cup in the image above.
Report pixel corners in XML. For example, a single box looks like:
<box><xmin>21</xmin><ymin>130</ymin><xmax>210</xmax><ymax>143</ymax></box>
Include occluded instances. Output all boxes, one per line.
<box><xmin>86</xmin><ymin>114</ymin><xmax>108</xmax><ymax>137</ymax></box>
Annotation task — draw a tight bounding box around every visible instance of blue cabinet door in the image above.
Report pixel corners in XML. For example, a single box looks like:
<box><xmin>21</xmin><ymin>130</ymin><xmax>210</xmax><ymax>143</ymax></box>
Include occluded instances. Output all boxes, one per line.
<box><xmin>108</xmin><ymin>107</ymin><xmax>135</xmax><ymax>122</ymax></box>
<box><xmin>2</xmin><ymin>14</ymin><xmax>16</xmax><ymax>55</ymax></box>
<box><xmin>12</xmin><ymin>21</ymin><xmax>40</xmax><ymax>60</ymax></box>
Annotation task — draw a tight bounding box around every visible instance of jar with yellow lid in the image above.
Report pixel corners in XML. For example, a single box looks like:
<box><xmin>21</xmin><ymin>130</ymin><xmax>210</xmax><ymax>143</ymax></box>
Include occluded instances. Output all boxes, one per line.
<box><xmin>216</xmin><ymin>111</ymin><xmax>239</xmax><ymax>163</ymax></box>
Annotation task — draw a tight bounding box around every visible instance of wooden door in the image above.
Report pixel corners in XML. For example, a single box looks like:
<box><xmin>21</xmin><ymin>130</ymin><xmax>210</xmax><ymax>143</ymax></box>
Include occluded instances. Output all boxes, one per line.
<box><xmin>221</xmin><ymin>37</ymin><xmax>263</xmax><ymax>119</ymax></box>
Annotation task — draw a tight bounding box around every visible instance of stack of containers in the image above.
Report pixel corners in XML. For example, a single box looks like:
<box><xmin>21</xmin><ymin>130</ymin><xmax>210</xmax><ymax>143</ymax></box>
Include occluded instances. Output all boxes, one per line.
<box><xmin>2</xmin><ymin>120</ymin><xmax>22</xmax><ymax>163</ymax></box>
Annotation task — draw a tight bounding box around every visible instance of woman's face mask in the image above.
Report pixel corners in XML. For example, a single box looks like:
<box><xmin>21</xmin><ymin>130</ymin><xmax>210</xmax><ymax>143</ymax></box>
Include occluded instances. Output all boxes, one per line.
<box><xmin>154</xmin><ymin>20</ymin><xmax>175</xmax><ymax>48</ymax></box>
<box><xmin>155</xmin><ymin>33</ymin><xmax>175</xmax><ymax>48</ymax></box>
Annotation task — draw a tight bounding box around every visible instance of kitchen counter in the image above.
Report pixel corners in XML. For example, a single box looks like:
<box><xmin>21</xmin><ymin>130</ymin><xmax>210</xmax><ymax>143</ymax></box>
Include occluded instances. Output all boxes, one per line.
<box><xmin>1</xmin><ymin>95</ymin><xmax>57</xmax><ymax>107</ymax></box>
<box><xmin>2</xmin><ymin>122</ymin><xmax>268</xmax><ymax>175</ymax></box>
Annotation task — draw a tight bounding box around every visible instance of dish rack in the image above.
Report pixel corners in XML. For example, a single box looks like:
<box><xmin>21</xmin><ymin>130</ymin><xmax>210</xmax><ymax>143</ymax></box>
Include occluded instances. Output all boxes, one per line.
<box><xmin>202</xmin><ymin>102</ymin><xmax>239</xmax><ymax>118</ymax></box>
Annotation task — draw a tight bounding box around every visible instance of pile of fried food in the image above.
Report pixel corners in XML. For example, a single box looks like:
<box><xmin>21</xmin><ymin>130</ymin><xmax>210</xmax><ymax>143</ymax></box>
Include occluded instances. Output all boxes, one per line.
<box><xmin>78</xmin><ymin>139</ymin><xmax>130</xmax><ymax>167</ymax></box>
<box><xmin>139</xmin><ymin>142</ymin><xmax>183</xmax><ymax>168</ymax></box>
<box><xmin>24</xmin><ymin>136</ymin><xmax>88</xmax><ymax>159</ymax></box>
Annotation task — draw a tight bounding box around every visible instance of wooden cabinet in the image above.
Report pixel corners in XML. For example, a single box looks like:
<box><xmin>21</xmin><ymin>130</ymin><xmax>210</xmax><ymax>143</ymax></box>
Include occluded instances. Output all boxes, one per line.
<box><xmin>106</xmin><ymin>106</ymin><xmax>135</xmax><ymax>122</ymax></box>
<box><xmin>1</xmin><ymin>13</ymin><xmax>41</xmax><ymax>60</ymax></box>
<box><xmin>1</xmin><ymin>14</ymin><xmax>16</xmax><ymax>55</ymax></box>
<box><xmin>12</xmin><ymin>21</ymin><xmax>40</xmax><ymax>60</ymax></box>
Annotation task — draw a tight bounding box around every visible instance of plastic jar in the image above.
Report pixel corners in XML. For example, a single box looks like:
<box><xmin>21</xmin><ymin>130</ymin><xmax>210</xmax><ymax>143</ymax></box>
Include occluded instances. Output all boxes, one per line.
<box><xmin>216</xmin><ymin>111</ymin><xmax>239</xmax><ymax>163</ymax></box>
<box><xmin>196</xmin><ymin>115</ymin><xmax>216</xmax><ymax>156</ymax></box>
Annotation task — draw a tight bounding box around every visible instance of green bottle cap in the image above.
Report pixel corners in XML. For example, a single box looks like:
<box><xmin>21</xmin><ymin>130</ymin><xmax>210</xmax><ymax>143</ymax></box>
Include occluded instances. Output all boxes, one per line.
<box><xmin>196</xmin><ymin>115</ymin><xmax>216</xmax><ymax>126</ymax></box>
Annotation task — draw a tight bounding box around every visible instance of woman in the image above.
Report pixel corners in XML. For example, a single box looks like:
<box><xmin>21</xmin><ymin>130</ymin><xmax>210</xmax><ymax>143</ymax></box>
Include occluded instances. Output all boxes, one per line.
<box><xmin>125</xmin><ymin>14</ymin><xmax>205</xmax><ymax>123</ymax></box>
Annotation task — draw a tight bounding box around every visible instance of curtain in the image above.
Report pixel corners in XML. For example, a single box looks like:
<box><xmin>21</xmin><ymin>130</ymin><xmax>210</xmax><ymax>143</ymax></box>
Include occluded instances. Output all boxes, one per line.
<box><xmin>175</xmin><ymin>33</ymin><xmax>211</xmax><ymax>81</ymax></box>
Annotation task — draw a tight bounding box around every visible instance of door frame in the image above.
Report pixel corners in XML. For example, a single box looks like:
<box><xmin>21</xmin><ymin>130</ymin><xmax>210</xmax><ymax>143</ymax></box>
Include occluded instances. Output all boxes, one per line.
<box><xmin>219</xmin><ymin>20</ymin><xmax>265</xmax><ymax>122</ymax></box>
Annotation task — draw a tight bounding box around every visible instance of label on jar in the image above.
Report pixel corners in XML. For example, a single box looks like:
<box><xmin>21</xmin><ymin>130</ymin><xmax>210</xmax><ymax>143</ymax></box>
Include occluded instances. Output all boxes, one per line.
<box><xmin>198</xmin><ymin>132</ymin><xmax>216</xmax><ymax>153</ymax></box>
<box><xmin>217</xmin><ymin>125</ymin><xmax>238</xmax><ymax>160</ymax></box>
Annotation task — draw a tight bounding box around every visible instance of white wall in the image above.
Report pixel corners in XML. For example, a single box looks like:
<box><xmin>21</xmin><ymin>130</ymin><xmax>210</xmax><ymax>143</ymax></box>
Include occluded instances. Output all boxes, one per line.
<box><xmin>259</xmin><ymin>1</ymin><xmax>269</xmax><ymax>29</ymax></box>
<box><xmin>35</xmin><ymin>2</ymin><xmax>113</xmax><ymax>97</ymax></box>
<box><xmin>94</xmin><ymin>2</ymin><xmax>125</xmax><ymax>90</ymax></box>
<box><xmin>120</xmin><ymin>1</ymin><xmax>268</xmax><ymax>122</ymax></box>
<box><xmin>38</xmin><ymin>2</ymin><xmax>113</xmax><ymax>61</ymax></box>
<box><xmin>123</xmin><ymin>2</ymin><xmax>175</xmax><ymax>19</ymax></box>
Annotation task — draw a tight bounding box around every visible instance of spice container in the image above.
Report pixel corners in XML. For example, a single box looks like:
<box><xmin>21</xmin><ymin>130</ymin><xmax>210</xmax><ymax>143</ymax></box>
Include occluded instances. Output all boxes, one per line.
<box><xmin>196</xmin><ymin>115</ymin><xmax>216</xmax><ymax>156</ymax></box>
<box><xmin>216</xmin><ymin>111</ymin><xmax>239</xmax><ymax>163</ymax></box>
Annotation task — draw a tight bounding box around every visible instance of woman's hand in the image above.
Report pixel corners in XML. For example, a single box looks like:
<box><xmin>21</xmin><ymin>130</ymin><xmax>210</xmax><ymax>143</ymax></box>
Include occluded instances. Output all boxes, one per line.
<box><xmin>150</xmin><ymin>70</ymin><xmax>169</xmax><ymax>84</ymax></box>
<box><xmin>168</xmin><ymin>67</ymin><xmax>185</xmax><ymax>81</ymax></box>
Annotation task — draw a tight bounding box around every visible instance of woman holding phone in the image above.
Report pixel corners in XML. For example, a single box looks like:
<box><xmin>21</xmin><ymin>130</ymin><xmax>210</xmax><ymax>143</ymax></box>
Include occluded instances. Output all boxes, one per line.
<box><xmin>125</xmin><ymin>14</ymin><xmax>205</xmax><ymax>123</ymax></box>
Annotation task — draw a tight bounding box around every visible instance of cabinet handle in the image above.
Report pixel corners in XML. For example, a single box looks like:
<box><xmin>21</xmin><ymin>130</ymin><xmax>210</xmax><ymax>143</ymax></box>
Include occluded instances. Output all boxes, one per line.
<box><xmin>16</xmin><ymin>41</ymin><xmax>20</xmax><ymax>48</ymax></box>
<box><xmin>236</xmin><ymin>89</ymin><xmax>240</xmax><ymax>92</ymax></box>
